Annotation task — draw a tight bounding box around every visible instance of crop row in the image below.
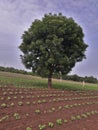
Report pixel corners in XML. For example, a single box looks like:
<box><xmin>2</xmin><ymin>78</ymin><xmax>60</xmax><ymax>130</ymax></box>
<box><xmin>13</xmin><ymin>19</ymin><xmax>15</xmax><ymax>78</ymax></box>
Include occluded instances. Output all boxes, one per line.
<box><xmin>1</xmin><ymin>87</ymin><xmax>98</xmax><ymax>97</ymax></box>
<box><xmin>0</xmin><ymin>108</ymin><xmax>98</xmax><ymax>130</ymax></box>
<box><xmin>1</xmin><ymin>96</ymin><xmax>98</xmax><ymax>109</ymax></box>
<box><xmin>32</xmin><ymin>110</ymin><xmax>98</xmax><ymax>130</ymax></box>
<box><xmin>1</xmin><ymin>100</ymin><xmax>98</xmax><ymax>111</ymax></box>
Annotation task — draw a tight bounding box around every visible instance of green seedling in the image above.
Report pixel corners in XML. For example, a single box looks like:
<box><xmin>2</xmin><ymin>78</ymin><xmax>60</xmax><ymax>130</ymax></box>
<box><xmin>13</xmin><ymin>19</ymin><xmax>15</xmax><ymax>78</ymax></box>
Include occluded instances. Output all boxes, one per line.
<box><xmin>56</xmin><ymin>119</ymin><xmax>62</xmax><ymax>125</ymax></box>
<box><xmin>38</xmin><ymin>124</ymin><xmax>46</xmax><ymax>130</ymax></box>
<box><xmin>48</xmin><ymin>122</ymin><xmax>54</xmax><ymax>128</ymax></box>
<box><xmin>26</xmin><ymin>127</ymin><xmax>32</xmax><ymax>130</ymax></box>
<box><xmin>1</xmin><ymin>103</ymin><xmax>7</xmax><ymax>108</ymax></box>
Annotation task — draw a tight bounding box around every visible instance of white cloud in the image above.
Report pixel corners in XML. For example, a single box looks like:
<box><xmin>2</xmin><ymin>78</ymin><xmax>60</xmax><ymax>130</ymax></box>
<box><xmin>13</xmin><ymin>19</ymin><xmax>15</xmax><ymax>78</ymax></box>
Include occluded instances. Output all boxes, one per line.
<box><xmin>0</xmin><ymin>0</ymin><xmax>57</xmax><ymax>37</ymax></box>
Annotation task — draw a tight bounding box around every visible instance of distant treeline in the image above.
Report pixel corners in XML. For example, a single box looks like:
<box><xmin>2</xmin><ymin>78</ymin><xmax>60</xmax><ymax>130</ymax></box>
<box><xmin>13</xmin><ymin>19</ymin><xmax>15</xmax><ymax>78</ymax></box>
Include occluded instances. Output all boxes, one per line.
<box><xmin>0</xmin><ymin>66</ymin><xmax>98</xmax><ymax>84</ymax></box>
<box><xmin>0</xmin><ymin>66</ymin><xmax>29</xmax><ymax>75</ymax></box>
<box><xmin>53</xmin><ymin>74</ymin><xmax>98</xmax><ymax>84</ymax></box>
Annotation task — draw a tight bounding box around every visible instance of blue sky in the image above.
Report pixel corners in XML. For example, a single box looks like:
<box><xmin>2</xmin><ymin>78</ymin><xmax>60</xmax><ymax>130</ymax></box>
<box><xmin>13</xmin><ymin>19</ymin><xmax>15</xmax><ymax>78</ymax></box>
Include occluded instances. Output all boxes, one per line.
<box><xmin>0</xmin><ymin>0</ymin><xmax>98</xmax><ymax>78</ymax></box>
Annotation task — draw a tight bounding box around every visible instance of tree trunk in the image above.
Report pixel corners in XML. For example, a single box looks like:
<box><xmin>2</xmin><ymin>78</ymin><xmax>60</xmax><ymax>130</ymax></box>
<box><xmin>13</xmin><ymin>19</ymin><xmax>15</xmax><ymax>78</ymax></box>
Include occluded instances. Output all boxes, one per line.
<box><xmin>48</xmin><ymin>72</ymin><xmax>52</xmax><ymax>89</ymax></box>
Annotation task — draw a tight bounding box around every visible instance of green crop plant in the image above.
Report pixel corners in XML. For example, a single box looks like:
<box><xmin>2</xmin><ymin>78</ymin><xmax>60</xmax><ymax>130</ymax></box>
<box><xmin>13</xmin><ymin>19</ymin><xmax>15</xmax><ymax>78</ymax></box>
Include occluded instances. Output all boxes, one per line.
<box><xmin>26</xmin><ymin>102</ymin><xmax>31</xmax><ymax>105</ymax></box>
<box><xmin>14</xmin><ymin>96</ymin><xmax>17</xmax><ymax>99</ymax></box>
<box><xmin>9</xmin><ymin>92</ymin><xmax>13</xmax><ymax>95</ymax></box>
<box><xmin>94</xmin><ymin>111</ymin><xmax>98</xmax><ymax>114</ymax></box>
<box><xmin>81</xmin><ymin>114</ymin><xmax>88</xmax><ymax>118</ymax></box>
<box><xmin>56</xmin><ymin>119</ymin><xmax>62</xmax><ymax>125</ymax></box>
<box><xmin>86</xmin><ymin>112</ymin><xmax>91</xmax><ymax>116</ymax></box>
<box><xmin>58</xmin><ymin>106</ymin><xmax>62</xmax><ymax>110</ymax></box>
<box><xmin>51</xmin><ymin>107</ymin><xmax>55</xmax><ymax>111</ymax></box>
<box><xmin>10</xmin><ymin>103</ymin><xmax>15</xmax><ymax>107</ymax></box>
<box><xmin>26</xmin><ymin>127</ymin><xmax>32</xmax><ymax>130</ymax></box>
<box><xmin>7</xmin><ymin>97</ymin><xmax>11</xmax><ymax>100</ymax></box>
<box><xmin>90</xmin><ymin>111</ymin><xmax>95</xmax><ymax>115</ymax></box>
<box><xmin>13</xmin><ymin>113</ymin><xmax>21</xmax><ymax>120</ymax></box>
<box><xmin>35</xmin><ymin>109</ymin><xmax>41</xmax><ymax>114</ymax></box>
<box><xmin>69</xmin><ymin>105</ymin><xmax>73</xmax><ymax>108</ymax></box>
<box><xmin>53</xmin><ymin>99</ymin><xmax>56</xmax><ymax>102</ymax></box>
<box><xmin>64</xmin><ymin>105</ymin><xmax>69</xmax><ymax>109</ymax></box>
<box><xmin>0</xmin><ymin>115</ymin><xmax>9</xmax><ymax>122</ymax></box>
<box><xmin>71</xmin><ymin>116</ymin><xmax>76</xmax><ymax>121</ymax></box>
<box><xmin>48</xmin><ymin>122</ymin><xmax>54</xmax><ymax>128</ymax></box>
<box><xmin>1</xmin><ymin>103</ymin><xmax>7</xmax><ymax>108</ymax></box>
<box><xmin>18</xmin><ymin>101</ymin><xmax>23</xmax><ymax>106</ymax></box>
<box><xmin>38</xmin><ymin>124</ymin><xmax>46</xmax><ymax>130</ymax></box>
<box><xmin>76</xmin><ymin>115</ymin><xmax>81</xmax><ymax>119</ymax></box>
<box><xmin>73</xmin><ymin>103</ymin><xmax>78</xmax><ymax>106</ymax></box>
<box><xmin>42</xmin><ymin>99</ymin><xmax>46</xmax><ymax>103</ymax></box>
<box><xmin>64</xmin><ymin>119</ymin><xmax>68</xmax><ymax>123</ymax></box>
<box><xmin>3</xmin><ymin>91</ymin><xmax>7</xmax><ymax>95</ymax></box>
<box><xmin>37</xmin><ymin>100</ymin><xmax>42</xmax><ymax>104</ymax></box>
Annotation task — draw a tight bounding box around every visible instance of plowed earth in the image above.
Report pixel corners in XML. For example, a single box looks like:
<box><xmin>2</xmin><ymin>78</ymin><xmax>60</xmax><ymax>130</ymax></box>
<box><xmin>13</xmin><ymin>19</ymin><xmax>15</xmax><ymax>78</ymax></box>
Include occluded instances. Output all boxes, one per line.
<box><xmin>0</xmin><ymin>86</ymin><xmax>98</xmax><ymax>130</ymax></box>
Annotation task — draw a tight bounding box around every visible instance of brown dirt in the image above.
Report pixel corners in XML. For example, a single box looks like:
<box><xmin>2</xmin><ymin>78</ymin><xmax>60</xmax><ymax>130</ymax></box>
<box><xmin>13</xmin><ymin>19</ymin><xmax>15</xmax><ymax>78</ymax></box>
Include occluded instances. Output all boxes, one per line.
<box><xmin>0</xmin><ymin>86</ymin><xmax>98</xmax><ymax>130</ymax></box>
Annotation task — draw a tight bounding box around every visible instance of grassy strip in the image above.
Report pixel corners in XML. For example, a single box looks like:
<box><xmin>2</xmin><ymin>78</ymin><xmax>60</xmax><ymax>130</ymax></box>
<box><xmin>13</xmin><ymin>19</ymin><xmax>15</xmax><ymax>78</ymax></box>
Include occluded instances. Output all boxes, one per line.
<box><xmin>0</xmin><ymin>71</ymin><xmax>98</xmax><ymax>90</ymax></box>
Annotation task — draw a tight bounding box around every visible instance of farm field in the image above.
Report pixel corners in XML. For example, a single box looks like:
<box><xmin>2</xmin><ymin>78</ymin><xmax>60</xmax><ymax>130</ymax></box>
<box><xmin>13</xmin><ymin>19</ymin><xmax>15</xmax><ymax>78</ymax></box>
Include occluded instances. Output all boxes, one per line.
<box><xmin>0</xmin><ymin>71</ymin><xmax>98</xmax><ymax>130</ymax></box>
<box><xmin>0</xmin><ymin>85</ymin><xmax>98</xmax><ymax>130</ymax></box>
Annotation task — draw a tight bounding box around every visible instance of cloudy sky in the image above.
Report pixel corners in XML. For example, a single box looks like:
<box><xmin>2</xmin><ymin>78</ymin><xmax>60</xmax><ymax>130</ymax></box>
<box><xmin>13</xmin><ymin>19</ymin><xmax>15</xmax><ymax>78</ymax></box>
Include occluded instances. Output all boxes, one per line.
<box><xmin>0</xmin><ymin>0</ymin><xmax>98</xmax><ymax>78</ymax></box>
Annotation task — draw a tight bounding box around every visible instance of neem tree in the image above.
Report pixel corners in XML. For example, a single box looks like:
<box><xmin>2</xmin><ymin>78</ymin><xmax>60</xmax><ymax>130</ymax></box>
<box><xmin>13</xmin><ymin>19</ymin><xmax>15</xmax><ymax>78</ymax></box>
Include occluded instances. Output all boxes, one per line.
<box><xmin>19</xmin><ymin>13</ymin><xmax>88</xmax><ymax>88</ymax></box>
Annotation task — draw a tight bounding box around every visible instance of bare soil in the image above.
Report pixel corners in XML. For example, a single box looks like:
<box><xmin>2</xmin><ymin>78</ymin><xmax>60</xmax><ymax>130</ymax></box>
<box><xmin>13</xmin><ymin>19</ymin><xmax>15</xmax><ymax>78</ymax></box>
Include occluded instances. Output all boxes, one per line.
<box><xmin>0</xmin><ymin>85</ymin><xmax>98</xmax><ymax>130</ymax></box>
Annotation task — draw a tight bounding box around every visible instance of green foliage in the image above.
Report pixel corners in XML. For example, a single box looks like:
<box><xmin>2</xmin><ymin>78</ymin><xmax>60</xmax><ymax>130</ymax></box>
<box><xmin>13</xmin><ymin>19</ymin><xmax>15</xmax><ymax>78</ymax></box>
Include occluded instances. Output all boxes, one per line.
<box><xmin>13</xmin><ymin>113</ymin><xmax>21</xmax><ymax>120</ymax></box>
<box><xmin>18</xmin><ymin>101</ymin><xmax>23</xmax><ymax>106</ymax></box>
<box><xmin>0</xmin><ymin>115</ymin><xmax>9</xmax><ymax>122</ymax></box>
<box><xmin>0</xmin><ymin>66</ymin><xmax>28</xmax><ymax>75</ymax></box>
<box><xmin>48</xmin><ymin>122</ymin><xmax>54</xmax><ymax>128</ymax></box>
<box><xmin>63</xmin><ymin>74</ymin><xmax>98</xmax><ymax>84</ymax></box>
<box><xmin>0</xmin><ymin>71</ymin><xmax>98</xmax><ymax>90</ymax></box>
<box><xmin>10</xmin><ymin>103</ymin><xmax>15</xmax><ymax>107</ymax></box>
<box><xmin>19</xmin><ymin>13</ymin><xmax>88</xmax><ymax>87</ymax></box>
<box><xmin>35</xmin><ymin>109</ymin><xmax>41</xmax><ymax>114</ymax></box>
<box><xmin>1</xmin><ymin>103</ymin><xmax>7</xmax><ymax>108</ymax></box>
<box><xmin>56</xmin><ymin>119</ymin><xmax>62</xmax><ymax>125</ymax></box>
<box><xmin>38</xmin><ymin>124</ymin><xmax>46</xmax><ymax>130</ymax></box>
<box><xmin>26</xmin><ymin>127</ymin><xmax>32</xmax><ymax>130</ymax></box>
<box><xmin>71</xmin><ymin>116</ymin><xmax>76</xmax><ymax>121</ymax></box>
<box><xmin>64</xmin><ymin>119</ymin><xmax>68</xmax><ymax>123</ymax></box>
<box><xmin>84</xmin><ymin>76</ymin><xmax>98</xmax><ymax>83</ymax></box>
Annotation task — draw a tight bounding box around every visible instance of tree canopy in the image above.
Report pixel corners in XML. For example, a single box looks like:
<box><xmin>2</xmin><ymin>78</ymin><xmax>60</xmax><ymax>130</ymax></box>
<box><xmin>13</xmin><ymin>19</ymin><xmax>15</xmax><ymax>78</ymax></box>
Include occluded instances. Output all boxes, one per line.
<box><xmin>19</xmin><ymin>13</ymin><xmax>88</xmax><ymax>88</ymax></box>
